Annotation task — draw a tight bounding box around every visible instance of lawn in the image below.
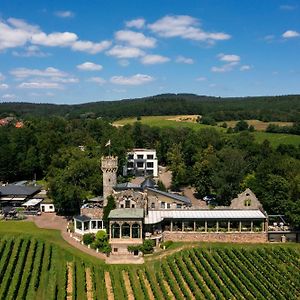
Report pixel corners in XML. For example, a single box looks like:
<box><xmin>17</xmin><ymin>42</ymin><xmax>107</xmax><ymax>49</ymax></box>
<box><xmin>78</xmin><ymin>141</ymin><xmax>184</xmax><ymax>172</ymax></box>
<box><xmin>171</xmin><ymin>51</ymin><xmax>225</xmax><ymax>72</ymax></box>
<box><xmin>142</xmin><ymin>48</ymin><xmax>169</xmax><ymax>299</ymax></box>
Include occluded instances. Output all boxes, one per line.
<box><xmin>114</xmin><ymin>115</ymin><xmax>300</xmax><ymax>147</ymax></box>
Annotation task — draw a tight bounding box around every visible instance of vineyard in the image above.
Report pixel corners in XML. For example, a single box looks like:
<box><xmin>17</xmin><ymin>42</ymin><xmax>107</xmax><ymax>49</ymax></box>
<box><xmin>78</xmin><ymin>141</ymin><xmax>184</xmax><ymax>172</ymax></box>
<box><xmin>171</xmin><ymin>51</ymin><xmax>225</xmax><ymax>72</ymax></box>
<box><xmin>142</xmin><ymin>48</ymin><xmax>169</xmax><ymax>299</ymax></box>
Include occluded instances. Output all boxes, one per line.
<box><xmin>0</xmin><ymin>232</ymin><xmax>299</xmax><ymax>300</ymax></box>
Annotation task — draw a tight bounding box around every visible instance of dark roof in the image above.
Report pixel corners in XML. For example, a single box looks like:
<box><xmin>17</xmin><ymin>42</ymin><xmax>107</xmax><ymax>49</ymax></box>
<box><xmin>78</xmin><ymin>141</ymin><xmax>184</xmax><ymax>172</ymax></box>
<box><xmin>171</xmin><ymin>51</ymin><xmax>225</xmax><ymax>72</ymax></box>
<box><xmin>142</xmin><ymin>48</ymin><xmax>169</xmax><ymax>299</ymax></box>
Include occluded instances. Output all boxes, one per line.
<box><xmin>114</xmin><ymin>182</ymin><xmax>141</xmax><ymax>190</ymax></box>
<box><xmin>74</xmin><ymin>215</ymin><xmax>91</xmax><ymax>222</ymax></box>
<box><xmin>141</xmin><ymin>178</ymin><xmax>156</xmax><ymax>189</ymax></box>
<box><xmin>0</xmin><ymin>185</ymin><xmax>41</xmax><ymax>197</ymax></box>
<box><xmin>147</xmin><ymin>188</ymin><xmax>191</xmax><ymax>205</ymax></box>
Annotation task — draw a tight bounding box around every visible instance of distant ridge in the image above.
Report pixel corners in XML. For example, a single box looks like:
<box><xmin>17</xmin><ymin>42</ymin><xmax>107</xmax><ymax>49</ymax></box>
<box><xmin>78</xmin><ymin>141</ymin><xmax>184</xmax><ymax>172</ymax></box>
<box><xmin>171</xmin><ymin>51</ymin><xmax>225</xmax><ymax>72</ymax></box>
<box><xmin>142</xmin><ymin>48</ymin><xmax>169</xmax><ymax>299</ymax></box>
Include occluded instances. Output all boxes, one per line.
<box><xmin>0</xmin><ymin>93</ymin><xmax>299</xmax><ymax>121</ymax></box>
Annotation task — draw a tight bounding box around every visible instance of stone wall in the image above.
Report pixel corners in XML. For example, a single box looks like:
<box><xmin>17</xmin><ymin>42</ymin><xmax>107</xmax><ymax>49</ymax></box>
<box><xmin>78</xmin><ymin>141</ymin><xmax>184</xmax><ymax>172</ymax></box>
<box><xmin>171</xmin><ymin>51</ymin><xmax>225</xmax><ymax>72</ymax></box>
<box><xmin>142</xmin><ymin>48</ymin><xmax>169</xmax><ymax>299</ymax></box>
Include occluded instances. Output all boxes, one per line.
<box><xmin>163</xmin><ymin>231</ymin><xmax>268</xmax><ymax>243</ymax></box>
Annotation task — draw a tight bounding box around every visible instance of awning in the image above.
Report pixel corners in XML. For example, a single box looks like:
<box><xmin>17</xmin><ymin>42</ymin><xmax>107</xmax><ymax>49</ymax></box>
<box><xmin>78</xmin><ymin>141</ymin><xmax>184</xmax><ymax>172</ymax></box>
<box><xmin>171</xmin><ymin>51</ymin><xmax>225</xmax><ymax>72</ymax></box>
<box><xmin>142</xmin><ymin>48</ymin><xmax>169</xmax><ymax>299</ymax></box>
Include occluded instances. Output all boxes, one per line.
<box><xmin>22</xmin><ymin>198</ymin><xmax>43</xmax><ymax>207</ymax></box>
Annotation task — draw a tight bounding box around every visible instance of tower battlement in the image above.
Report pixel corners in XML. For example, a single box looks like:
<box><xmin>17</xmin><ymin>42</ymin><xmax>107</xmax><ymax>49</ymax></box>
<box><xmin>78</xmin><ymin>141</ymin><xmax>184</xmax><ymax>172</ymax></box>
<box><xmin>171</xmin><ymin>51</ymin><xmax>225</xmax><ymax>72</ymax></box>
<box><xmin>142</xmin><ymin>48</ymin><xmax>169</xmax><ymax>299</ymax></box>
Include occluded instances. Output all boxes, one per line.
<box><xmin>101</xmin><ymin>156</ymin><xmax>118</xmax><ymax>172</ymax></box>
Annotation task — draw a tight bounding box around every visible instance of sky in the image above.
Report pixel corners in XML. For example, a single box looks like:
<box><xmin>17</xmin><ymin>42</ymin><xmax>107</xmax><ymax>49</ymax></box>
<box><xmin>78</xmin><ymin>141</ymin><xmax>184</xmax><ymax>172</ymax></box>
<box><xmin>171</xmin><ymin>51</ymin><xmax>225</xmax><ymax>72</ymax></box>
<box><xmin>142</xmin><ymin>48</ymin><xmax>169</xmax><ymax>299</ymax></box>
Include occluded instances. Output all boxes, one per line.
<box><xmin>0</xmin><ymin>0</ymin><xmax>300</xmax><ymax>104</ymax></box>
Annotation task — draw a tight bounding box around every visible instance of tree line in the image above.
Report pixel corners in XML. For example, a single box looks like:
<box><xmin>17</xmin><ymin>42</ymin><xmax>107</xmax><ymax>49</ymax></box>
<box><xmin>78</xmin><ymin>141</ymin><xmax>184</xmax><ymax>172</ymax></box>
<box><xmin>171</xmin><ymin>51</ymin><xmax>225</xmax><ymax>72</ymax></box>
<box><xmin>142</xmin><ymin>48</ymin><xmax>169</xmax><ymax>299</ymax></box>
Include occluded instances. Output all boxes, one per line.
<box><xmin>1</xmin><ymin>93</ymin><xmax>300</xmax><ymax>122</ymax></box>
<box><xmin>0</xmin><ymin>117</ymin><xmax>299</xmax><ymax>227</ymax></box>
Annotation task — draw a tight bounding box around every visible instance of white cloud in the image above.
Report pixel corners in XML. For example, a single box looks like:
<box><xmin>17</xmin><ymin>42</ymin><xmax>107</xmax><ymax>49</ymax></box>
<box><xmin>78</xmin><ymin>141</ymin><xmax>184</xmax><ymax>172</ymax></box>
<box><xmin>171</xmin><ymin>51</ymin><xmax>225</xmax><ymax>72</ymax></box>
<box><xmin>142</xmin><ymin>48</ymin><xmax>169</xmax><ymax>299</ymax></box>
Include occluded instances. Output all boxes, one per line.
<box><xmin>77</xmin><ymin>62</ymin><xmax>103</xmax><ymax>71</ymax></box>
<box><xmin>31</xmin><ymin>32</ymin><xmax>78</xmax><ymax>47</ymax></box>
<box><xmin>282</xmin><ymin>30</ymin><xmax>300</xmax><ymax>38</ymax></box>
<box><xmin>148</xmin><ymin>15</ymin><xmax>231</xmax><ymax>43</ymax></box>
<box><xmin>264</xmin><ymin>35</ymin><xmax>275</xmax><ymax>42</ymax></box>
<box><xmin>0</xmin><ymin>17</ymin><xmax>110</xmax><ymax>54</ymax></box>
<box><xmin>115</xmin><ymin>30</ymin><xmax>156</xmax><ymax>48</ymax></box>
<box><xmin>12</xmin><ymin>45</ymin><xmax>50</xmax><ymax>57</ymax></box>
<box><xmin>176</xmin><ymin>55</ymin><xmax>194</xmax><ymax>64</ymax></box>
<box><xmin>0</xmin><ymin>73</ymin><xmax>5</xmax><ymax>81</ymax></box>
<box><xmin>87</xmin><ymin>77</ymin><xmax>106</xmax><ymax>85</ymax></box>
<box><xmin>211</xmin><ymin>54</ymin><xmax>241</xmax><ymax>73</ymax></box>
<box><xmin>51</xmin><ymin>77</ymin><xmax>79</xmax><ymax>83</ymax></box>
<box><xmin>126</xmin><ymin>18</ymin><xmax>145</xmax><ymax>29</ymax></box>
<box><xmin>106</xmin><ymin>45</ymin><xmax>145</xmax><ymax>58</ymax></box>
<box><xmin>240</xmin><ymin>65</ymin><xmax>251</xmax><ymax>71</ymax></box>
<box><xmin>280</xmin><ymin>5</ymin><xmax>297</xmax><ymax>10</ymax></box>
<box><xmin>71</xmin><ymin>40</ymin><xmax>111</xmax><ymax>54</ymax></box>
<box><xmin>0</xmin><ymin>83</ymin><xmax>9</xmax><ymax>89</ymax></box>
<box><xmin>141</xmin><ymin>54</ymin><xmax>170</xmax><ymax>65</ymax></box>
<box><xmin>196</xmin><ymin>76</ymin><xmax>206</xmax><ymax>81</ymax></box>
<box><xmin>11</xmin><ymin>67</ymin><xmax>67</xmax><ymax>78</ymax></box>
<box><xmin>211</xmin><ymin>62</ymin><xmax>238</xmax><ymax>73</ymax></box>
<box><xmin>1</xmin><ymin>94</ymin><xmax>16</xmax><ymax>100</ymax></box>
<box><xmin>18</xmin><ymin>81</ymin><xmax>63</xmax><ymax>89</ymax></box>
<box><xmin>54</xmin><ymin>11</ymin><xmax>75</xmax><ymax>18</ymax></box>
<box><xmin>118</xmin><ymin>59</ymin><xmax>130</xmax><ymax>67</ymax></box>
<box><xmin>218</xmin><ymin>54</ymin><xmax>240</xmax><ymax>62</ymax></box>
<box><xmin>110</xmin><ymin>74</ymin><xmax>154</xmax><ymax>85</ymax></box>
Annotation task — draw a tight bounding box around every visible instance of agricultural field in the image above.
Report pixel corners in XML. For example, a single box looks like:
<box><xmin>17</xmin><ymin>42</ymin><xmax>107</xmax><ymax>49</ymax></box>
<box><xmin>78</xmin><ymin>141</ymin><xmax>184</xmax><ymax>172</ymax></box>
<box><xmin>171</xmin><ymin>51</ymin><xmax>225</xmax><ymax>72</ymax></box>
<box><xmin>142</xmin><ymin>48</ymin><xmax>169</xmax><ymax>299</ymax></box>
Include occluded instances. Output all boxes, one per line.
<box><xmin>114</xmin><ymin>115</ymin><xmax>300</xmax><ymax>147</ymax></box>
<box><xmin>1</xmin><ymin>221</ymin><xmax>300</xmax><ymax>299</ymax></box>
<box><xmin>220</xmin><ymin>120</ymin><xmax>294</xmax><ymax>131</ymax></box>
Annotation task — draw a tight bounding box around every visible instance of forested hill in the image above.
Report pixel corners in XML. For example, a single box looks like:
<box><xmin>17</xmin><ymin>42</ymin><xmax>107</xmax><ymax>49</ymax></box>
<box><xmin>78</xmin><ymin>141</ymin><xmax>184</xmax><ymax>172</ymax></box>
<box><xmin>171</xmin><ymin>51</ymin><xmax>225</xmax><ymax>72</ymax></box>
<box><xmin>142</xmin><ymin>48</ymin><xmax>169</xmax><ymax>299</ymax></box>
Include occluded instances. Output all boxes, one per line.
<box><xmin>1</xmin><ymin>93</ymin><xmax>300</xmax><ymax>121</ymax></box>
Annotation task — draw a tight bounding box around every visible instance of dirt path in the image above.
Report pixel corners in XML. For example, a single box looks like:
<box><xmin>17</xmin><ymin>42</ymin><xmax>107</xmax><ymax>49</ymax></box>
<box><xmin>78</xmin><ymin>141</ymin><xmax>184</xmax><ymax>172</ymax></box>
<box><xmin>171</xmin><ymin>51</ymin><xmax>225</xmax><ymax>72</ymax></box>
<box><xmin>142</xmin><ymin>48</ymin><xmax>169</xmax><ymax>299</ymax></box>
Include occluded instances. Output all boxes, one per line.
<box><xmin>141</xmin><ymin>273</ymin><xmax>155</xmax><ymax>300</ymax></box>
<box><xmin>85</xmin><ymin>268</ymin><xmax>94</xmax><ymax>300</ymax></box>
<box><xmin>105</xmin><ymin>272</ymin><xmax>114</xmax><ymax>300</ymax></box>
<box><xmin>66</xmin><ymin>262</ymin><xmax>73</xmax><ymax>300</ymax></box>
<box><xmin>28</xmin><ymin>214</ymin><xmax>107</xmax><ymax>260</ymax></box>
<box><xmin>122</xmin><ymin>271</ymin><xmax>134</xmax><ymax>300</ymax></box>
<box><xmin>183</xmin><ymin>187</ymin><xmax>207</xmax><ymax>208</ymax></box>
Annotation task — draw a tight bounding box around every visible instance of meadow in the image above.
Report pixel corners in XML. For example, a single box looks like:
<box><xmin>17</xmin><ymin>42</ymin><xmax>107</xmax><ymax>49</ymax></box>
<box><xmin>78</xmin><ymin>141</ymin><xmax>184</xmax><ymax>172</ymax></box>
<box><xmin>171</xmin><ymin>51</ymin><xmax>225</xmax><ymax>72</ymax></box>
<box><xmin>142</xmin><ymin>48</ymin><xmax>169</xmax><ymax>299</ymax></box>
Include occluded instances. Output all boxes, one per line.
<box><xmin>0</xmin><ymin>221</ymin><xmax>299</xmax><ymax>300</ymax></box>
<box><xmin>114</xmin><ymin>116</ymin><xmax>300</xmax><ymax>147</ymax></box>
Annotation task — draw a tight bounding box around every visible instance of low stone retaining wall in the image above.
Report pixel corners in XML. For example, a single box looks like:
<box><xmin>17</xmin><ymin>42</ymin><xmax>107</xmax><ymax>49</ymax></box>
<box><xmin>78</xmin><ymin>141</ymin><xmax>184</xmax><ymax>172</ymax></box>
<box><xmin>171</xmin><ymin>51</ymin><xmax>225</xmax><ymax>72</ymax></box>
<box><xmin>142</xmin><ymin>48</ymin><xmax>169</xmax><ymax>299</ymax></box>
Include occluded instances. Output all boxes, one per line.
<box><xmin>163</xmin><ymin>231</ymin><xmax>268</xmax><ymax>243</ymax></box>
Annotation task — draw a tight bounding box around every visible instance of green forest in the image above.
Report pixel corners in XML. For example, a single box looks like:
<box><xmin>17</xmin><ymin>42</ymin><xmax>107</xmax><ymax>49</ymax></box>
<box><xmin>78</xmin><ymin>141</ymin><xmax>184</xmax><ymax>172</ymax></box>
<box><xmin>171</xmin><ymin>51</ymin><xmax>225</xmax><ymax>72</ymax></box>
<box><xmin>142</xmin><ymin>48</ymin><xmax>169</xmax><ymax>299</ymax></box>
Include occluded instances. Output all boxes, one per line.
<box><xmin>1</xmin><ymin>93</ymin><xmax>300</xmax><ymax>122</ymax></box>
<box><xmin>0</xmin><ymin>116</ymin><xmax>299</xmax><ymax>228</ymax></box>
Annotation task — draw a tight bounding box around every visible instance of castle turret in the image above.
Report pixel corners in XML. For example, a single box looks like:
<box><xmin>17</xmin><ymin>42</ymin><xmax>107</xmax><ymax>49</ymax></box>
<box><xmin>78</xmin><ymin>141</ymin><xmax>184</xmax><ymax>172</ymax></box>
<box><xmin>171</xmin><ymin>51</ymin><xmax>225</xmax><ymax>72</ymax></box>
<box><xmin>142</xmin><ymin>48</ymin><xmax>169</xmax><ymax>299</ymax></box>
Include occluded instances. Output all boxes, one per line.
<box><xmin>101</xmin><ymin>156</ymin><xmax>118</xmax><ymax>206</ymax></box>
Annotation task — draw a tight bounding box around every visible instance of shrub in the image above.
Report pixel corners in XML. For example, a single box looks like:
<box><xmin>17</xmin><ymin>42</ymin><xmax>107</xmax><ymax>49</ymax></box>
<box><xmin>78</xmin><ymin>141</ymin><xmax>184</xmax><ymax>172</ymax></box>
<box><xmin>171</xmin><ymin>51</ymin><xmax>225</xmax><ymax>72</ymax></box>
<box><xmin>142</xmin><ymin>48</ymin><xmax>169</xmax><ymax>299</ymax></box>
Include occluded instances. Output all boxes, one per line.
<box><xmin>160</xmin><ymin>240</ymin><xmax>173</xmax><ymax>249</ymax></box>
<box><xmin>82</xmin><ymin>233</ymin><xmax>95</xmax><ymax>245</ymax></box>
<box><xmin>141</xmin><ymin>239</ymin><xmax>155</xmax><ymax>254</ymax></box>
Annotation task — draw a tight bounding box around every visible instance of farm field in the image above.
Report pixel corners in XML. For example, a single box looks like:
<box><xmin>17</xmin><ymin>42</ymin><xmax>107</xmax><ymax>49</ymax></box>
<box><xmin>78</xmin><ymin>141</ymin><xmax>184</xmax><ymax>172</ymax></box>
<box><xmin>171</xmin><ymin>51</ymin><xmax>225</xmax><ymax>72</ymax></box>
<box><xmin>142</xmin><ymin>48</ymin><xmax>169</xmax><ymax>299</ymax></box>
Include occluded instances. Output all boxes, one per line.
<box><xmin>0</xmin><ymin>221</ymin><xmax>300</xmax><ymax>299</ymax></box>
<box><xmin>114</xmin><ymin>115</ymin><xmax>300</xmax><ymax>147</ymax></box>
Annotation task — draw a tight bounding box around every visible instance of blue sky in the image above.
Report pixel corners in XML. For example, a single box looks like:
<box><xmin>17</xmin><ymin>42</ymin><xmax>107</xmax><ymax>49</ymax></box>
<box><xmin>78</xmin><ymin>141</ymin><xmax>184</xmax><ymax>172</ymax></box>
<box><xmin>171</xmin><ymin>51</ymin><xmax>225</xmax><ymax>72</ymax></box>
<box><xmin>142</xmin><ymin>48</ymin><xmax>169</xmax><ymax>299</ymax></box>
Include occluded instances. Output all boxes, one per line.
<box><xmin>0</xmin><ymin>0</ymin><xmax>299</xmax><ymax>104</ymax></box>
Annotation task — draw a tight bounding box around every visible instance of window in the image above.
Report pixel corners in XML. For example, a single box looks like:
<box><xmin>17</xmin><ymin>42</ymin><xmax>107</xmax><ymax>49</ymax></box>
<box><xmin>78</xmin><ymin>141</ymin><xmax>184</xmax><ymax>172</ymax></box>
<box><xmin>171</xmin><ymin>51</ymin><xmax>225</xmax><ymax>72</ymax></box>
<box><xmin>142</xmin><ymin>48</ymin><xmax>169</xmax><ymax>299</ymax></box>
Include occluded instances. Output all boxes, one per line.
<box><xmin>125</xmin><ymin>200</ymin><xmax>130</xmax><ymax>208</ymax></box>
<box><xmin>137</xmin><ymin>162</ymin><xmax>144</xmax><ymax>168</ymax></box>
<box><xmin>176</xmin><ymin>204</ymin><xmax>182</xmax><ymax>209</ymax></box>
<box><xmin>151</xmin><ymin>202</ymin><xmax>155</xmax><ymax>209</ymax></box>
<box><xmin>167</xmin><ymin>203</ymin><xmax>171</xmax><ymax>209</ymax></box>
<box><xmin>76</xmin><ymin>220</ymin><xmax>82</xmax><ymax>230</ymax></box>
<box><xmin>132</xmin><ymin>223</ymin><xmax>141</xmax><ymax>238</ymax></box>
<box><xmin>84</xmin><ymin>221</ymin><xmax>89</xmax><ymax>231</ymax></box>
<box><xmin>91</xmin><ymin>221</ymin><xmax>97</xmax><ymax>229</ymax></box>
<box><xmin>49</xmin><ymin>205</ymin><xmax>53</xmax><ymax>209</ymax></box>
<box><xmin>147</xmin><ymin>154</ymin><xmax>154</xmax><ymax>159</ymax></box>
<box><xmin>97</xmin><ymin>221</ymin><xmax>102</xmax><ymax>229</ymax></box>
<box><xmin>244</xmin><ymin>199</ymin><xmax>251</xmax><ymax>206</ymax></box>
<box><xmin>137</xmin><ymin>154</ymin><xmax>144</xmax><ymax>159</ymax></box>
<box><xmin>121</xmin><ymin>223</ymin><xmax>130</xmax><ymax>238</ymax></box>
<box><xmin>111</xmin><ymin>223</ymin><xmax>120</xmax><ymax>238</ymax></box>
<box><xmin>128</xmin><ymin>154</ymin><xmax>134</xmax><ymax>159</ymax></box>
<box><xmin>132</xmin><ymin>204</ymin><xmax>135</xmax><ymax>208</ymax></box>
<box><xmin>113</xmin><ymin>248</ymin><xmax>118</xmax><ymax>252</ymax></box>
<box><xmin>120</xmin><ymin>204</ymin><xmax>124</xmax><ymax>208</ymax></box>
<box><xmin>146</xmin><ymin>162</ymin><xmax>154</xmax><ymax>168</ymax></box>
<box><xmin>127</xmin><ymin>162</ymin><xmax>134</xmax><ymax>168</ymax></box>
<box><xmin>161</xmin><ymin>202</ymin><xmax>165</xmax><ymax>209</ymax></box>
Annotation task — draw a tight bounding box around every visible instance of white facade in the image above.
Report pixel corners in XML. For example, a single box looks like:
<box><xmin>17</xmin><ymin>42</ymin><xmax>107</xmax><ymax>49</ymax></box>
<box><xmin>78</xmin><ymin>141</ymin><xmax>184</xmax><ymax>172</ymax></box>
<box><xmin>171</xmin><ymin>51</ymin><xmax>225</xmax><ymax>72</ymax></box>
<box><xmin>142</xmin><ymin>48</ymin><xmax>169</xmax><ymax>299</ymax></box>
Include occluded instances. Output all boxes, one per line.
<box><xmin>40</xmin><ymin>203</ymin><xmax>55</xmax><ymax>213</ymax></box>
<box><xmin>123</xmin><ymin>149</ymin><xmax>158</xmax><ymax>177</ymax></box>
<box><xmin>74</xmin><ymin>217</ymin><xmax>105</xmax><ymax>235</ymax></box>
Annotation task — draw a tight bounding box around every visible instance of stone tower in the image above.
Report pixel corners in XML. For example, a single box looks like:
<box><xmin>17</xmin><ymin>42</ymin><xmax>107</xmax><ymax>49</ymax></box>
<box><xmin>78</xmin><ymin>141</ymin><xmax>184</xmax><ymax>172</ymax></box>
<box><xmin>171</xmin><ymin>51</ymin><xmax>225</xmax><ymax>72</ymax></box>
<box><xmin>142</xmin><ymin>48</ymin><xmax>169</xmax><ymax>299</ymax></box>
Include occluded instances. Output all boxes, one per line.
<box><xmin>101</xmin><ymin>156</ymin><xmax>118</xmax><ymax>206</ymax></box>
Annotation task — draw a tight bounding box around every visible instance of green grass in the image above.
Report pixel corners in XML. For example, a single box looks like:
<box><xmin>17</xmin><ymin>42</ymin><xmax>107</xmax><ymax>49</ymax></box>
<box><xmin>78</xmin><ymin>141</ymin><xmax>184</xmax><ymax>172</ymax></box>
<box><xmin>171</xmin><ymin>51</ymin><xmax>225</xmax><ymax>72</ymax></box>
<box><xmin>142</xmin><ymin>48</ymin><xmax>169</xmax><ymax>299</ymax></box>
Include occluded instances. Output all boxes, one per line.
<box><xmin>114</xmin><ymin>115</ymin><xmax>300</xmax><ymax>147</ymax></box>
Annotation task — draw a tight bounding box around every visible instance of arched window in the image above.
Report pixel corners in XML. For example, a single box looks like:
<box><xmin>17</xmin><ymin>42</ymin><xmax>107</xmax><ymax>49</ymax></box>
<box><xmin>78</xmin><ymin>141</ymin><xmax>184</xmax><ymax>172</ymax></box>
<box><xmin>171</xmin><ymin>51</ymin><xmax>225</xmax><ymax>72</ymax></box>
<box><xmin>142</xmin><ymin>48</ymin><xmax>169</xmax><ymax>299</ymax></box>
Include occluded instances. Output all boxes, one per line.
<box><xmin>132</xmin><ymin>223</ymin><xmax>141</xmax><ymax>238</ymax></box>
<box><xmin>121</xmin><ymin>223</ymin><xmax>130</xmax><ymax>238</ymax></box>
<box><xmin>111</xmin><ymin>223</ymin><xmax>120</xmax><ymax>238</ymax></box>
